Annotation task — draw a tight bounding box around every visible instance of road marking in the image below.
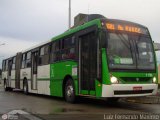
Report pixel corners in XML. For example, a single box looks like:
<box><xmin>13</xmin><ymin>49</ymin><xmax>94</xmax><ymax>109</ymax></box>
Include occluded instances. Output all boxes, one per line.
<box><xmin>3</xmin><ymin>110</ymin><xmax>42</xmax><ymax>120</ymax></box>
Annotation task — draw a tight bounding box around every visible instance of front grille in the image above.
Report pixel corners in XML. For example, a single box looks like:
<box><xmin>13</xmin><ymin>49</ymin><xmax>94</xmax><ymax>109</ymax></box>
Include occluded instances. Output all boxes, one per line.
<box><xmin>114</xmin><ymin>89</ymin><xmax>153</xmax><ymax>95</ymax></box>
<box><xmin>120</xmin><ymin>77</ymin><xmax>152</xmax><ymax>83</ymax></box>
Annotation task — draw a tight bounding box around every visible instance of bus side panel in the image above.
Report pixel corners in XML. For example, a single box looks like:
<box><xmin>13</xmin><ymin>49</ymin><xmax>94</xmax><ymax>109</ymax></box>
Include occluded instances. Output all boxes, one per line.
<box><xmin>37</xmin><ymin>65</ymin><xmax>50</xmax><ymax>95</ymax></box>
<box><xmin>50</xmin><ymin>61</ymin><xmax>77</xmax><ymax>97</ymax></box>
<box><xmin>20</xmin><ymin>68</ymin><xmax>31</xmax><ymax>90</ymax></box>
<box><xmin>2</xmin><ymin>71</ymin><xmax>7</xmax><ymax>80</ymax></box>
<box><xmin>95</xmin><ymin>80</ymin><xmax>102</xmax><ymax>97</ymax></box>
<box><xmin>102</xmin><ymin>48</ymin><xmax>110</xmax><ymax>85</ymax></box>
<box><xmin>95</xmin><ymin>48</ymin><xmax>110</xmax><ymax>98</ymax></box>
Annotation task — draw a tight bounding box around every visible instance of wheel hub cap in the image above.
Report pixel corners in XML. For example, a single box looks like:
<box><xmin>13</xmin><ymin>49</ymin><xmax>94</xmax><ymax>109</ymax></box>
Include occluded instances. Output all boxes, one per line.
<box><xmin>67</xmin><ymin>86</ymin><xmax>73</xmax><ymax>97</ymax></box>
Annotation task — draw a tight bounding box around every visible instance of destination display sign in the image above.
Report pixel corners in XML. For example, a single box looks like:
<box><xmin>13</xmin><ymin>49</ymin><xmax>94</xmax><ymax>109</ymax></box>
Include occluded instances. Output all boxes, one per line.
<box><xmin>105</xmin><ymin>22</ymin><xmax>148</xmax><ymax>34</ymax></box>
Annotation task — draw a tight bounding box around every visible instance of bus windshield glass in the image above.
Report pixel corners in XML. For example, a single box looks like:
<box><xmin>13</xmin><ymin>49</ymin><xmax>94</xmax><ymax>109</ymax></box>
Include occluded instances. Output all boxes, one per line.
<box><xmin>107</xmin><ymin>32</ymin><xmax>155</xmax><ymax>71</ymax></box>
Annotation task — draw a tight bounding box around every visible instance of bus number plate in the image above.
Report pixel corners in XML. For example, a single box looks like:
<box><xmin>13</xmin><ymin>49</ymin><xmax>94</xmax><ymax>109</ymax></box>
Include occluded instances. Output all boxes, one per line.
<box><xmin>133</xmin><ymin>86</ymin><xmax>142</xmax><ymax>91</ymax></box>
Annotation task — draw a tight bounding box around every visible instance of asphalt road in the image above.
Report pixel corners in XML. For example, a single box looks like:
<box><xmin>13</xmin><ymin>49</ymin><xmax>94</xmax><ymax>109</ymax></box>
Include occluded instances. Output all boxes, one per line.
<box><xmin>0</xmin><ymin>85</ymin><xmax>160</xmax><ymax>120</ymax></box>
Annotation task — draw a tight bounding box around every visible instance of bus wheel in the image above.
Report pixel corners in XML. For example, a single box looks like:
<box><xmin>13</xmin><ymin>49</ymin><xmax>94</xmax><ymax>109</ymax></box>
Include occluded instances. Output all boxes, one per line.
<box><xmin>64</xmin><ymin>79</ymin><xmax>76</xmax><ymax>103</ymax></box>
<box><xmin>23</xmin><ymin>80</ymin><xmax>28</xmax><ymax>95</ymax></box>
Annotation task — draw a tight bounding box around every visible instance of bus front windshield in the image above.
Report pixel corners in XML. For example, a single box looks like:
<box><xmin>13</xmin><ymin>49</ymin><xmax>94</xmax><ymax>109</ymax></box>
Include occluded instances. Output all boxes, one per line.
<box><xmin>107</xmin><ymin>32</ymin><xmax>155</xmax><ymax>71</ymax></box>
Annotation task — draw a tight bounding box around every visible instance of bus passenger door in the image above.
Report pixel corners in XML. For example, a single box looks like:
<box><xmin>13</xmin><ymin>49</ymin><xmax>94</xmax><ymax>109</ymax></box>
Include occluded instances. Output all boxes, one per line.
<box><xmin>31</xmin><ymin>51</ymin><xmax>38</xmax><ymax>90</ymax></box>
<box><xmin>79</xmin><ymin>31</ymin><xmax>97</xmax><ymax>95</ymax></box>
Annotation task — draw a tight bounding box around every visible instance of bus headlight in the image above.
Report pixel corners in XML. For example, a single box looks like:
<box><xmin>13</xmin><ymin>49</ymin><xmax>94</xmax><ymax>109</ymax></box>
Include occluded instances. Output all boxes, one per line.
<box><xmin>110</xmin><ymin>76</ymin><xmax>118</xmax><ymax>84</ymax></box>
<box><xmin>152</xmin><ymin>77</ymin><xmax>157</xmax><ymax>83</ymax></box>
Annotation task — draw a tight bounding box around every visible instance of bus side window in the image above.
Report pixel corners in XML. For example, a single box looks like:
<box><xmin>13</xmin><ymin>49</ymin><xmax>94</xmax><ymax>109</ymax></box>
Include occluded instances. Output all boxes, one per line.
<box><xmin>69</xmin><ymin>36</ymin><xmax>76</xmax><ymax>59</ymax></box>
<box><xmin>39</xmin><ymin>44</ymin><xmax>49</xmax><ymax>65</ymax></box>
<box><xmin>2</xmin><ymin>60</ymin><xmax>6</xmax><ymax>71</ymax></box>
<box><xmin>12</xmin><ymin>57</ymin><xmax>16</xmax><ymax>70</ymax></box>
<box><xmin>61</xmin><ymin>36</ymin><xmax>76</xmax><ymax>60</ymax></box>
<box><xmin>21</xmin><ymin>53</ymin><xmax>26</xmax><ymax>68</ymax></box>
<box><xmin>26</xmin><ymin>52</ymin><xmax>31</xmax><ymax>68</ymax></box>
<box><xmin>5</xmin><ymin>60</ymin><xmax>8</xmax><ymax>71</ymax></box>
<box><xmin>51</xmin><ymin>41</ymin><xmax>61</xmax><ymax>62</ymax></box>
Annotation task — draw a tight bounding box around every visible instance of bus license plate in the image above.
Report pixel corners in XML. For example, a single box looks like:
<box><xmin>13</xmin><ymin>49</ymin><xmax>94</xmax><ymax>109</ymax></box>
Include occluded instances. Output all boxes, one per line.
<box><xmin>133</xmin><ymin>86</ymin><xmax>142</xmax><ymax>91</ymax></box>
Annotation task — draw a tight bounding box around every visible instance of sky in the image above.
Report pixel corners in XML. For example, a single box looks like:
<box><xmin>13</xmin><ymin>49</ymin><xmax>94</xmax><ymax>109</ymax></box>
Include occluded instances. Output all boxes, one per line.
<box><xmin>0</xmin><ymin>0</ymin><xmax>160</xmax><ymax>68</ymax></box>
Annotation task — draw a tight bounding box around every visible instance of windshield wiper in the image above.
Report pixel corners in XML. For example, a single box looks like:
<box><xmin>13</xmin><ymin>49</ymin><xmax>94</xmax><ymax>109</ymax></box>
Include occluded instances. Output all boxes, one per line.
<box><xmin>116</xmin><ymin>33</ymin><xmax>130</xmax><ymax>50</ymax></box>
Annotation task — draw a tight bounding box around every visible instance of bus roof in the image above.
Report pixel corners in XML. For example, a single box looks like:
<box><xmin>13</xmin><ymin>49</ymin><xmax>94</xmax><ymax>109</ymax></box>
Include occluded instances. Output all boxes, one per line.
<box><xmin>51</xmin><ymin>18</ymin><xmax>148</xmax><ymax>42</ymax></box>
<box><xmin>51</xmin><ymin>18</ymin><xmax>102</xmax><ymax>41</ymax></box>
<box><xmin>21</xmin><ymin>40</ymin><xmax>51</xmax><ymax>53</ymax></box>
<box><xmin>2</xmin><ymin>17</ymin><xmax>148</xmax><ymax>61</ymax></box>
<box><xmin>21</xmin><ymin>19</ymin><xmax>102</xmax><ymax>53</ymax></box>
<box><xmin>106</xmin><ymin>19</ymin><xmax>147</xmax><ymax>28</ymax></box>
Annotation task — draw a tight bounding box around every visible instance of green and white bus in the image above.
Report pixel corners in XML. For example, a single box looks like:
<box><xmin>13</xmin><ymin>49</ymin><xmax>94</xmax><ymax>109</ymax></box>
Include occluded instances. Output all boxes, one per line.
<box><xmin>2</xmin><ymin>14</ymin><xmax>158</xmax><ymax>103</ymax></box>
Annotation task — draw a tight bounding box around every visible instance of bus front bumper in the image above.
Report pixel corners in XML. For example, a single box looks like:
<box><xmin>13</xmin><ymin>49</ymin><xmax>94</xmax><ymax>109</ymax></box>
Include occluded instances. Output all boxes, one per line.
<box><xmin>101</xmin><ymin>84</ymin><xmax>158</xmax><ymax>97</ymax></box>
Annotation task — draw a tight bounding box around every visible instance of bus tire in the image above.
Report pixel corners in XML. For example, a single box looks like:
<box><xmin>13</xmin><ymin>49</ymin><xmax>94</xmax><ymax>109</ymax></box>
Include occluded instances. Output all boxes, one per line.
<box><xmin>23</xmin><ymin>80</ymin><xmax>28</xmax><ymax>95</ymax></box>
<box><xmin>64</xmin><ymin>79</ymin><xmax>76</xmax><ymax>103</ymax></box>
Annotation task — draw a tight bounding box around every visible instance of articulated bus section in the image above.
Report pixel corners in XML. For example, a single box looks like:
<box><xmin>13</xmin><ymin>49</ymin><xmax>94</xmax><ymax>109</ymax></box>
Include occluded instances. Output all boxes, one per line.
<box><xmin>1</xmin><ymin>14</ymin><xmax>158</xmax><ymax>103</ymax></box>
